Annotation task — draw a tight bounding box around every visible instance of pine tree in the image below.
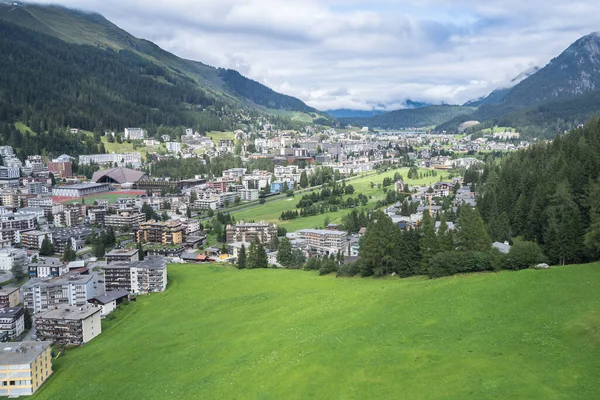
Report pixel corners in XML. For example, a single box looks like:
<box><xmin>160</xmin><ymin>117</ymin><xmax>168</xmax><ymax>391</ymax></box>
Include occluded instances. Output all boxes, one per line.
<box><xmin>61</xmin><ymin>240</ymin><xmax>77</xmax><ymax>262</ymax></box>
<box><xmin>93</xmin><ymin>241</ymin><xmax>105</xmax><ymax>259</ymax></box>
<box><xmin>40</xmin><ymin>234</ymin><xmax>54</xmax><ymax>256</ymax></box>
<box><xmin>359</xmin><ymin>211</ymin><xmax>401</xmax><ymax>276</ymax></box>
<box><xmin>237</xmin><ymin>244</ymin><xmax>247</xmax><ymax>269</ymax></box>
<box><xmin>456</xmin><ymin>206</ymin><xmax>491</xmax><ymax>252</ymax></box>
<box><xmin>247</xmin><ymin>236</ymin><xmax>260</xmax><ymax>269</ymax></box>
<box><xmin>255</xmin><ymin>243</ymin><xmax>269</xmax><ymax>269</ymax></box>
<box><xmin>488</xmin><ymin>211</ymin><xmax>511</xmax><ymax>242</ymax></box>
<box><xmin>137</xmin><ymin>241</ymin><xmax>145</xmax><ymax>261</ymax></box>
<box><xmin>299</xmin><ymin>170</ymin><xmax>309</xmax><ymax>188</ymax></box>
<box><xmin>437</xmin><ymin>213</ymin><xmax>454</xmax><ymax>252</ymax></box>
<box><xmin>419</xmin><ymin>210</ymin><xmax>439</xmax><ymax>270</ymax></box>
<box><xmin>277</xmin><ymin>237</ymin><xmax>293</xmax><ymax>266</ymax></box>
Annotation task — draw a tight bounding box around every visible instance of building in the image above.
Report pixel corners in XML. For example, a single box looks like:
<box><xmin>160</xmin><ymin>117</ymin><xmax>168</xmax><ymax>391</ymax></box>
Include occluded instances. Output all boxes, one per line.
<box><xmin>91</xmin><ymin>167</ymin><xmax>148</xmax><ymax>184</ymax></box>
<box><xmin>106</xmin><ymin>249</ymin><xmax>139</xmax><ymax>264</ymax></box>
<box><xmin>21</xmin><ymin>273</ymin><xmax>95</xmax><ymax>313</ymax></box>
<box><xmin>136</xmin><ymin>220</ymin><xmax>184</xmax><ymax>244</ymax></box>
<box><xmin>50</xmin><ymin>226</ymin><xmax>92</xmax><ymax>254</ymax></box>
<box><xmin>239</xmin><ymin>189</ymin><xmax>259</xmax><ymax>202</ymax></box>
<box><xmin>0</xmin><ymin>166</ymin><xmax>19</xmax><ymax>182</ymax></box>
<box><xmin>20</xmin><ymin>231</ymin><xmax>51</xmax><ymax>250</ymax></box>
<box><xmin>28</xmin><ymin>258</ymin><xmax>69</xmax><ymax>279</ymax></box>
<box><xmin>0</xmin><ymin>248</ymin><xmax>27</xmax><ymax>271</ymax></box>
<box><xmin>103</xmin><ymin>256</ymin><xmax>168</xmax><ymax>294</ymax></box>
<box><xmin>226</xmin><ymin>221</ymin><xmax>277</xmax><ymax>244</ymax></box>
<box><xmin>222</xmin><ymin>168</ymin><xmax>247</xmax><ymax>179</ymax></box>
<box><xmin>48</xmin><ymin>160</ymin><xmax>73</xmax><ymax>178</ymax></box>
<box><xmin>124</xmin><ymin>128</ymin><xmax>146</xmax><ymax>140</ymax></box>
<box><xmin>0</xmin><ymin>341</ymin><xmax>53</xmax><ymax>397</ymax></box>
<box><xmin>0</xmin><ymin>288</ymin><xmax>20</xmax><ymax>308</ymax></box>
<box><xmin>0</xmin><ymin>212</ymin><xmax>37</xmax><ymax>244</ymax></box>
<box><xmin>52</xmin><ymin>183</ymin><xmax>110</xmax><ymax>198</ymax></box>
<box><xmin>36</xmin><ymin>304</ymin><xmax>102</xmax><ymax>345</ymax></box>
<box><xmin>0</xmin><ymin>306</ymin><xmax>25</xmax><ymax>340</ymax></box>
<box><xmin>104</xmin><ymin>211</ymin><xmax>145</xmax><ymax>230</ymax></box>
<box><xmin>88</xmin><ymin>290</ymin><xmax>129</xmax><ymax>317</ymax></box>
<box><xmin>297</xmin><ymin>229</ymin><xmax>348</xmax><ymax>255</ymax></box>
<box><xmin>78</xmin><ymin>153</ymin><xmax>142</xmax><ymax>167</ymax></box>
<box><xmin>165</xmin><ymin>142</ymin><xmax>181</xmax><ymax>153</ymax></box>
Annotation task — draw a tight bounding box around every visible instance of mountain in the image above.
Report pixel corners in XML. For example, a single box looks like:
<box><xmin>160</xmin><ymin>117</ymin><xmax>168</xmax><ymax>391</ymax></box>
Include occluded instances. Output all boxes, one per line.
<box><xmin>0</xmin><ymin>2</ymin><xmax>320</xmax><ymax>128</ymax></box>
<box><xmin>326</xmin><ymin>109</ymin><xmax>386</xmax><ymax>119</ymax></box>
<box><xmin>340</xmin><ymin>105</ymin><xmax>475</xmax><ymax>129</ymax></box>
<box><xmin>326</xmin><ymin>100</ymin><xmax>429</xmax><ymax>119</ymax></box>
<box><xmin>464</xmin><ymin>66</ymin><xmax>540</xmax><ymax>107</ymax></box>
<box><xmin>501</xmin><ymin>33</ymin><xmax>600</xmax><ymax>107</ymax></box>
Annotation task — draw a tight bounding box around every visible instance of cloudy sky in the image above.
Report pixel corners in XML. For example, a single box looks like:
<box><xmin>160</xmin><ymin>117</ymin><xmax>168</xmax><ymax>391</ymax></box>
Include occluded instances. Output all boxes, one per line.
<box><xmin>35</xmin><ymin>0</ymin><xmax>599</xmax><ymax>111</ymax></box>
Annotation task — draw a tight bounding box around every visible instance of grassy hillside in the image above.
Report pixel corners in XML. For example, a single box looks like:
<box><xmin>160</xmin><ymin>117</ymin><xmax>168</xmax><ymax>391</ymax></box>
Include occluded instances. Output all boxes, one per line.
<box><xmin>33</xmin><ymin>263</ymin><xmax>600</xmax><ymax>399</ymax></box>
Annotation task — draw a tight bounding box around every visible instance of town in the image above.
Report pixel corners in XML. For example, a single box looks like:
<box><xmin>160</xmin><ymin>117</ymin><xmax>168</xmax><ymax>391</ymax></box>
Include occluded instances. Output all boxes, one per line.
<box><xmin>0</xmin><ymin>122</ymin><xmax>527</xmax><ymax>395</ymax></box>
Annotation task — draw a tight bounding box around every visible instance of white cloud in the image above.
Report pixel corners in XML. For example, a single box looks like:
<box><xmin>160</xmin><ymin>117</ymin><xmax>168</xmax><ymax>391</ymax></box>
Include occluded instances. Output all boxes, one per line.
<box><xmin>32</xmin><ymin>0</ymin><xmax>600</xmax><ymax>110</ymax></box>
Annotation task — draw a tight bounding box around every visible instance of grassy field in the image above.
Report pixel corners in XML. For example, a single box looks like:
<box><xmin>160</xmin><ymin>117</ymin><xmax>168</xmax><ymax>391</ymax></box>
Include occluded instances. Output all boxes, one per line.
<box><xmin>231</xmin><ymin>167</ymin><xmax>447</xmax><ymax>230</ymax></box>
<box><xmin>207</xmin><ymin>131</ymin><xmax>235</xmax><ymax>144</ymax></box>
<box><xmin>33</xmin><ymin>263</ymin><xmax>600</xmax><ymax>399</ymax></box>
<box><xmin>61</xmin><ymin>192</ymin><xmax>142</xmax><ymax>205</ymax></box>
<box><xmin>14</xmin><ymin>122</ymin><xmax>36</xmax><ymax>135</ymax></box>
<box><xmin>101</xmin><ymin>136</ymin><xmax>159</xmax><ymax>158</ymax></box>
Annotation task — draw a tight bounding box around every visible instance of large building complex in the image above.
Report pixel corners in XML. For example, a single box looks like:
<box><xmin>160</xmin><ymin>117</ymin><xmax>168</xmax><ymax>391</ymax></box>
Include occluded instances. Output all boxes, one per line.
<box><xmin>78</xmin><ymin>152</ymin><xmax>141</xmax><ymax>166</ymax></box>
<box><xmin>103</xmin><ymin>256</ymin><xmax>168</xmax><ymax>294</ymax></box>
<box><xmin>225</xmin><ymin>221</ymin><xmax>277</xmax><ymax>244</ymax></box>
<box><xmin>124</xmin><ymin>128</ymin><xmax>146</xmax><ymax>140</ymax></box>
<box><xmin>0</xmin><ymin>248</ymin><xmax>27</xmax><ymax>271</ymax></box>
<box><xmin>0</xmin><ymin>341</ymin><xmax>53</xmax><ymax>397</ymax></box>
<box><xmin>52</xmin><ymin>183</ymin><xmax>110</xmax><ymax>198</ymax></box>
<box><xmin>136</xmin><ymin>220</ymin><xmax>184</xmax><ymax>244</ymax></box>
<box><xmin>0</xmin><ymin>212</ymin><xmax>37</xmax><ymax>244</ymax></box>
<box><xmin>297</xmin><ymin>229</ymin><xmax>348</xmax><ymax>255</ymax></box>
<box><xmin>104</xmin><ymin>211</ymin><xmax>145</xmax><ymax>230</ymax></box>
<box><xmin>35</xmin><ymin>304</ymin><xmax>102</xmax><ymax>345</ymax></box>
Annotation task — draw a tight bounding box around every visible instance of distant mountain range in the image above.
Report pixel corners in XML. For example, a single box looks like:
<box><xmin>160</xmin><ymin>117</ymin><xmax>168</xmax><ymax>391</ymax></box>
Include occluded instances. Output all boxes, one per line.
<box><xmin>0</xmin><ymin>2</ymin><xmax>327</xmax><ymax>134</ymax></box>
<box><xmin>351</xmin><ymin>32</ymin><xmax>600</xmax><ymax>137</ymax></box>
<box><xmin>326</xmin><ymin>100</ymin><xmax>430</xmax><ymax>119</ymax></box>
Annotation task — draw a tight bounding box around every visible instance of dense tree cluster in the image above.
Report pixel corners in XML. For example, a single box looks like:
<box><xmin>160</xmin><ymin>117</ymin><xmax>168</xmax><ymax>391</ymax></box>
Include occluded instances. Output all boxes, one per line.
<box><xmin>478</xmin><ymin>118</ymin><xmax>600</xmax><ymax>265</ymax></box>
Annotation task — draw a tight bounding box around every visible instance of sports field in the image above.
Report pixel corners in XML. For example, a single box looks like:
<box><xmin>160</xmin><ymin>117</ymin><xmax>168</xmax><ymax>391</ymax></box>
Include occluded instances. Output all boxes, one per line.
<box><xmin>33</xmin><ymin>263</ymin><xmax>600</xmax><ymax>399</ymax></box>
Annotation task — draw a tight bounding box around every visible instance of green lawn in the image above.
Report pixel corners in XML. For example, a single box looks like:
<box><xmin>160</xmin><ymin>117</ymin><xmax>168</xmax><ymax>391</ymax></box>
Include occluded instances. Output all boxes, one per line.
<box><xmin>207</xmin><ymin>131</ymin><xmax>235</xmax><ymax>144</ymax></box>
<box><xmin>231</xmin><ymin>168</ymin><xmax>448</xmax><ymax>231</ymax></box>
<box><xmin>62</xmin><ymin>193</ymin><xmax>140</xmax><ymax>205</ymax></box>
<box><xmin>33</xmin><ymin>263</ymin><xmax>600</xmax><ymax>399</ymax></box>
<box><xmin>14</xmin><ymin>122</ymin><xmax>36</xmax><ymax>135</ymax></box>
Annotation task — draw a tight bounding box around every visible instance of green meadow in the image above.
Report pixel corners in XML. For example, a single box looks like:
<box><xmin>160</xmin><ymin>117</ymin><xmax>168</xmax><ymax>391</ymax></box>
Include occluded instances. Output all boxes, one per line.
<box><xmin>32</xmin><ymin>263</ymin><xmax>600</xmax><ymax>399</ymax></box>
<box><xmin>231</xmin><ymin>167</ymin><xmax>447</xmax><ymax>230</ymax></box>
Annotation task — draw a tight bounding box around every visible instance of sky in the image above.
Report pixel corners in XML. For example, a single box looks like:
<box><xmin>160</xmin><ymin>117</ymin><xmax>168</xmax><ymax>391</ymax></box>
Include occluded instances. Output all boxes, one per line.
<box><xmin>34</xmin><ymin>0</ymin><xmax>600</xmax><ymax>111</ymax></box>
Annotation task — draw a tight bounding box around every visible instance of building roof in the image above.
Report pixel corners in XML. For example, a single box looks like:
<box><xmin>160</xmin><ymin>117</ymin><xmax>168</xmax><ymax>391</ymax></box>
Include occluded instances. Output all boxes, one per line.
<box><xmin>298</xmin><ymin>229</ymin><xmax>347</xmax><ymax>236</ymax></box>
<box><xmin>492</xmin><ymin>241</ymin><xmax>511</xmax><ymax>254</ymax></box>
<box><xmin>106</xmin><ymin>249</ymin><xmax>139</xmax><ymax>257</ymax></box>
<box><xmin>55</xmin><ymin>183</ymin><xmax>108</xmax><ymax>190</ymax></box>
<box><xmin>89</xmin><ymin>290</ymin><xmax>129</xmax><ymax>305</ymax></box>
<box><xmin>0</xmin><ymin>341</ymin><xmax>53</xmax><ymax>365</ymax></box>
<box><xmin>0</xmin><ymin>306</ymin><xmax>24</xmax><ymax>318</ymax></box>
<box><xmin>92</xmin><ymin>167</ymin><xmax>148</xmax><ymax>184</ymax></box>
<box><xmin>36</xmin><ymin>304</ymin><xmax>100</xmax><ymax>320</ymax></box>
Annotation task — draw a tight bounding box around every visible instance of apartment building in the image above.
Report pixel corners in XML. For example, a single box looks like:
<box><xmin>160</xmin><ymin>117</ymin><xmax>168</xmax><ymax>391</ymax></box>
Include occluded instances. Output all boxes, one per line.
<box><xmin>136</xmin><ymin>220</ymin><xmax>184</xmax><ymax>244</ymax></box>
<box><xmin>124</xmin><ymin>128</ymin><xmax>146</xmax><ymax>140</ymax></box>
<box><xmin>87</xmin><ymin>290</ymin><xmax>129</xmax><ymax>317</ymax></box>
<box><xmin>226</xmin><ymin>221</ymin><xmax>277</xmax><ymax>244</ymax></box>
<box><xmin>238</xmin><ymin>189</ymin><xmax>259</xmax><ymax>202</ymax></box>
<box><xmin>103</xmin><ymin>256</ymin><xmax>168</xmax><ymax>294</ymax></box>
<box><xmin>165</xmin><ymin>142</ymin><xmax>181</xmax><ymax>153</ymax></box>
<box><xmin>105</xmin><ymin>249</ymin><xmax>139</xmax><ymax>264</ymax></box>
<box><xmin>48</xmin><ymin>160</ymin><xmax>73</xmax><ymax>178</ymax></box>
<box><xmin>222</xmin><ymin>168</ymin><xmax>247</xmax><ymax>179</ymax></box>
<box><xmin>104</xmin><ymin>211</ymin><xmax>145</xmax><ymax>230</ymax></box>
<box><xmin>51</xmin><ymin>226</ymin><xmax>91</xmax><ymax>254</ymax></box>
<box><xmin>0</xmin><ymin>306</ymin><xmax>25</xmax><ymax>340</ymax></box>
<box><xmin>27</xmin><ymin>258</ymin><xmax>69</xmax><ymax>279</ymax></box>
<box><xmin>0</xmin><ymin>248</ymin><xmax>27</xmax><ymax>271</ymax></box>
<box><xmin>36</xmin><ymin>304</ymin><xmax>102</xmax><ymax>345</ymax></box>
<box><xmin>21</xmin><ymin>274</ymin><xmax>95</xmax><ymax>313</ymax></box>
<box><xmin>20</xmin><ymin>231</ymin><xmax>51</xmax><ymax>250</ymax></box>
<box><xmin>0</xmin><ymin>341</ymin><xmax>53</xmax><ymax>397</ymax></box>
<box><xmin>0</xmin><ymin>212</ymin><xmax>37</xmax><ymax>244</ymax></box>
<box><xmin>0</xmin><ymin>288</ymin><xmax>20</xmax><ymax>308</ymax></box>
<box><xmin>297</xmin><ymin>229</ymin><xmax>348</xmax><ymax>255</ymax></box>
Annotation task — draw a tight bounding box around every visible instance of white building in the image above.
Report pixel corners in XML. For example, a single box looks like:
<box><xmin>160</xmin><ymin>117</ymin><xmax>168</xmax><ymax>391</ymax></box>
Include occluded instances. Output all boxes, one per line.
<box><xmin>124</xmin><ymin>128</ymin><xmax>146</xmax><ymax>140</ymax></box>
<box><xmin>21</xmin><ymin>274</ymin><xmax>95</xmax><ymax>313</ymax></box>
<box><xmin>0</xmin><ymin>306</ymin><xmax>25</xmax><ymax>340</ymax></box>
<box><xmin>0</xmin><ymin>248</ymin><xmax>27</xmax><ymax>271</ymax></box>
<box><xmin>297</xmin><ymin>229</ymin><xmax>348</xmax><ymax>255</ymax></box>
<box><xmin>78</xmin><ymin>153</ymin><xmax>141</xmax><ymax>167</ymax></box>
<box><xmin>166</xmin><ymin>142</ymin><xmax>181</xmax><ymax>153</ymax></box>
<box><xmin>239</xmin><ymin>189</ymin><xmax>259</xmax><ymax>202</ymax></box>
<box><xmin>0</xmin><ymin>212</ymin><xmax>37</xmax><ymax>244</ymax></box>
<box><xmin>36</xmin><ymin>304</ymin><xmax>102</xmax><ymax>345</ymax></box>
<box><xmin>52</xmin><ymin>183</ymin><xmax>110</xmax><ymax>198</ymax></box>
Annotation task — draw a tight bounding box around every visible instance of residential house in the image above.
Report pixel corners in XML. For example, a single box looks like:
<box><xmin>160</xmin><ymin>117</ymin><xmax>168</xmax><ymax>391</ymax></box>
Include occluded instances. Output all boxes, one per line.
<box><xmin>36</xmin><ymin>304</ymin><xmax>102</xmax><ymax>345</ymax></box>
<box><xmin>0</xmin><ymin>341</ymin><xmax>53</xmax><ymax>397</ymax></box>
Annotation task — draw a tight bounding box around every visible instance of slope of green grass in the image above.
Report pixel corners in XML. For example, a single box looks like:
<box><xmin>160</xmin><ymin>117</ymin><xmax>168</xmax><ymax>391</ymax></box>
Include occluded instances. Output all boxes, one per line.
<box><xmin>207</xmin><ymin>131</ymin><xmax>235</xmax><ymax>144</ymax></box>
<box><xmin>33</xmin><ymin>263</ymin><xmax>600</xmax><ymax>399</ymax></box>
<box><xmin>231</xmin><ymin>168</ymin><xmax>447</xmax><ymax>230</ymax></box>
